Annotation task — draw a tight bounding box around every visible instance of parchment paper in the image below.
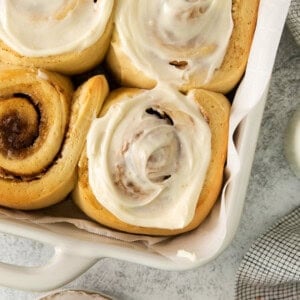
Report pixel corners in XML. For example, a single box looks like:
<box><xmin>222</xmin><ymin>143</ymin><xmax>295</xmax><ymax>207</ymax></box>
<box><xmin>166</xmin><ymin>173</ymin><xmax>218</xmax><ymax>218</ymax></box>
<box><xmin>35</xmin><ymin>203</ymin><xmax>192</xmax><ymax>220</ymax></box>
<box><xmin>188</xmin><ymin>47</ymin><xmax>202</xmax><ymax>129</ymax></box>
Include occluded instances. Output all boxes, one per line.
<box><xmin>0</xmin><ymin>0</ymin><xmax>291</xmax><ymax>263</ymax></box>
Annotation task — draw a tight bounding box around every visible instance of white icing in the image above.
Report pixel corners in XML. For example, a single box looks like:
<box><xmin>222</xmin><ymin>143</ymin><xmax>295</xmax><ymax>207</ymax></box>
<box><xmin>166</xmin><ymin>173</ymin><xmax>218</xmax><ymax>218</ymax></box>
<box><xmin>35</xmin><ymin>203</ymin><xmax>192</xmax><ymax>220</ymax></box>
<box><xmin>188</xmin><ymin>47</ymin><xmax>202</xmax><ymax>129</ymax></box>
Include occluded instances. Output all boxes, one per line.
<box><xmin>115</xmin><ymin>0</ymin><xmax>233</xmax><ymax>85</ymax></box>
<box><xmin>37</xmin><ymin>69</ymin><xmax>49</xmax><ymax>81</ymax></box>
<box><xmin>87</xmin><ymin>85</ymin><xmax>211</xmax><ymax>229</ymax></box>
<box><xmin>0</xmin><ymin>0</ymin><xmax>114</xmax><ymax>57</ymax></box>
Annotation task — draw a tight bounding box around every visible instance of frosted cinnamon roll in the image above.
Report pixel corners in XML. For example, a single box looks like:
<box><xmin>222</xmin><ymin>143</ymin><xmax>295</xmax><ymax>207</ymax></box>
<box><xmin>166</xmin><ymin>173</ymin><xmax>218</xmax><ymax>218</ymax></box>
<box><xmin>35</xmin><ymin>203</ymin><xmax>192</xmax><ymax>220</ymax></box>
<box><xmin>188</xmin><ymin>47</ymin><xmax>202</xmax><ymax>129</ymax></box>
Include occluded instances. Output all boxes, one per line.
<box><xmin>107</xmin><ymin>0</ymin><xmax>259</xmax><ymax>93</ymax></box>
<box><xmin>73</xmin><ymin>85</ymin><xmax>230</xmax><ymax>236</ymax></box>
<box><xmin>0</xmin><ymin>67</ymin><xmax>108</xmax><ymax>210</ymax></box>
<box><xmin>0</xmin><ymin>0</ymin><xmax>114</xmax><ymax>75</ymax></box>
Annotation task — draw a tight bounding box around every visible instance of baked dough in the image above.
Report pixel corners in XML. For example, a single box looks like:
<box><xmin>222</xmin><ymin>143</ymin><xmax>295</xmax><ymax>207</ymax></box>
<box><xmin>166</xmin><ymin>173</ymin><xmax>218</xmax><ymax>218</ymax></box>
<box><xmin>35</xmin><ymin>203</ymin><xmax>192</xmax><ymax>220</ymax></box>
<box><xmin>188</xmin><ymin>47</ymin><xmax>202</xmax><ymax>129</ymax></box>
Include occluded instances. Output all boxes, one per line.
<box><xmin>106</xmin><ymin>0</ymin><xmax>259</xmax><ymax>93</ymax></box>
<box><xmin>0</xmin><ymin>1</ymin><xmax>114</xmax><ymax>75</ymax></box>
<box><xmin>73</xmin><ymin>88</ymin><xmax>230</xmax><ymax>236</ymax></box>
<box><xmin>0</xmin><ymin>67</ymin><xmax>109</xmax><ymax>209</ymax></box>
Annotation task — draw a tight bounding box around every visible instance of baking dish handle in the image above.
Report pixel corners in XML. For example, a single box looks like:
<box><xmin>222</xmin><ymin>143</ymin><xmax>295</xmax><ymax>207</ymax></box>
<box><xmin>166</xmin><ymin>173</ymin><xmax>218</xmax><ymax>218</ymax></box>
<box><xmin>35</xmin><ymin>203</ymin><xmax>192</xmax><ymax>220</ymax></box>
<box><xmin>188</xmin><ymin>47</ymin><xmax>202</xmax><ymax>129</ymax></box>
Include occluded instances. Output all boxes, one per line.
<box><xmin>0</xmin><ymin>246</ymin><xmax>97</xmax><ymax>292</ymax></box>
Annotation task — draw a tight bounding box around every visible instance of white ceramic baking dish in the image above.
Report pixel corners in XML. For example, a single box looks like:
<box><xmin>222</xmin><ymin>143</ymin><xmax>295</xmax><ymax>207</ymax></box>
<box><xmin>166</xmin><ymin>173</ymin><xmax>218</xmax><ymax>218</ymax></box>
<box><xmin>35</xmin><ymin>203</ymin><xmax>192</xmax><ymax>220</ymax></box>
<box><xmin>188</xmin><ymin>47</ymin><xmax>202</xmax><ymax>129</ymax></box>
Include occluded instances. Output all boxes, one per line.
<box><xmin>0</xmin><ymin>0</ymin><xmax>290</xmax><ymax>292</ymax></box>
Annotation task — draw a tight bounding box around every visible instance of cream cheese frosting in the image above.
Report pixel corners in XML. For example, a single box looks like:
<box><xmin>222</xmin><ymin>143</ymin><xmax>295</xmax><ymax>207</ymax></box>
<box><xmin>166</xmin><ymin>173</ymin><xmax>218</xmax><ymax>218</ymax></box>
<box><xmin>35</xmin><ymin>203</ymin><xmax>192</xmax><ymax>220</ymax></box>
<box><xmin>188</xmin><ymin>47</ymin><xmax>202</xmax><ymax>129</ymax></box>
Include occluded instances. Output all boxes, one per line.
<box><xmin>0</xmin><ymin>0</ymin><xmax>114</xmax><ymax>57</ymax></box>
<box><xmin>115</xmin><ymin>0</ymin><xmax>233</xmax><ymax>86</ymax></box>
<box><xmin>86</xmin><ymin>85</ymin><xmax>211</xmax><ymax>229</ymax></box>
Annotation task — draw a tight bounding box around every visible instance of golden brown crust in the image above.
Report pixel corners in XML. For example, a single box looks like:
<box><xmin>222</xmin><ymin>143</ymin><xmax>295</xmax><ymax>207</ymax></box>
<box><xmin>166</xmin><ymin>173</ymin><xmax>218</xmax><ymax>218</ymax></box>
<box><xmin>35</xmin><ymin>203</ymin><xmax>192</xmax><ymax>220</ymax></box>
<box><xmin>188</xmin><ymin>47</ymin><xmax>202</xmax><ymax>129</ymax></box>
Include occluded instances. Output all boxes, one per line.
<box><xmin>106</xmin><ymin>32</ymin><xmax>156</xmax><ymax>90</ymax></box>
<box><xmin>0</xmin><ymin>15</ymin><xmax>114</xmax><ymax>75</ymax></box>
<box><xmin>0</xmin><ymin>68</ymin><xmax>109</xmax><ymax>209</ymax></box>
<box><xmin>73</xmin><ymin>88</ymin><xmax>230</xmax><ymax>236</ymax></box>
<box><xmin>194</xmin><ymin>0</ymin><xmax>260</xmax><ymax>93</ymax></box>
<box><xmin>106</xmin><ymin>0</ymin><xmax>259</xmax><ymax>93</ymax></box>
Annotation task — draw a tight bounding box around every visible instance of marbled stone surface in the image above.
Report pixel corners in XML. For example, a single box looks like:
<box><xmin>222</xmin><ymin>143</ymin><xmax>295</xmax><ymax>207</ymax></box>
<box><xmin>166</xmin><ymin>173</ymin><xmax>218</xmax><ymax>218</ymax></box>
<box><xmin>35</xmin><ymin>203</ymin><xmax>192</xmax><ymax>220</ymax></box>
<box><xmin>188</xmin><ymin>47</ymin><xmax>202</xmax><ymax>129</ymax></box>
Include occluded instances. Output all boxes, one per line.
<box><xmin>0</xmin><ymin>26</ymin><xmax>299</xmax><ymax>300</ymax></box>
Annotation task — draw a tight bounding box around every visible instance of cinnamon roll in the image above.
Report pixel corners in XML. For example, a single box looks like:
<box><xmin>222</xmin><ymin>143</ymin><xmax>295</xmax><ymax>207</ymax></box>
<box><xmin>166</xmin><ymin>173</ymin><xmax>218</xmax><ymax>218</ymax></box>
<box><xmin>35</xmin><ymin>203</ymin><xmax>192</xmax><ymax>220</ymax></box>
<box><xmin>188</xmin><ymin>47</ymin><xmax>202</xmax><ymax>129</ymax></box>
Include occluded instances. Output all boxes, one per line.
<box><xmin>0</xmin><ymin>67</ymin><xmax>109</xmax><ymax>210</ymax></box>
<box><xmin>0</xmin><ymin>0</ymin><xmax>114</xmax><ymax>75</ymax></box>
<box><xmin>106</xmin><ymin>0</ymin><xmax>259</xmax><ymax>93</ymax></box>
<box><xmin>73</xmin><ymin>85</ymin><xmax>230</xmax><ymax>235</ymax></box>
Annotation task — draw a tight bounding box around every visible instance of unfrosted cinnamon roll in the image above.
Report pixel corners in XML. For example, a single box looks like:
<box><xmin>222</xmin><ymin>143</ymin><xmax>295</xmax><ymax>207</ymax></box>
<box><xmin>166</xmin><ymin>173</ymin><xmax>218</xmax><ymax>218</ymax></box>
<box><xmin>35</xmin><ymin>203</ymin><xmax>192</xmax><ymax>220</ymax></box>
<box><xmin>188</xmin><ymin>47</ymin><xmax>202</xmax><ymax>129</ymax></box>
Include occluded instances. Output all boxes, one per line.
<box><xmin>0</xmin><ymin>67</ymin><xmax>109</xmax><ymax>210</ymax></box>
<box><xmin>0</xmin><ymin>0</ymin><xmax>114</xmax><ymax>75</ymax></box>
<box><xmin>106</xmin><ymin>0</ymin><xmax>259</xmax><ymax>93</ymax></box>
<box><xmin>73</xmin><ymin>85</ymin><xmax>230</xmax><ymax>236</ymax></box>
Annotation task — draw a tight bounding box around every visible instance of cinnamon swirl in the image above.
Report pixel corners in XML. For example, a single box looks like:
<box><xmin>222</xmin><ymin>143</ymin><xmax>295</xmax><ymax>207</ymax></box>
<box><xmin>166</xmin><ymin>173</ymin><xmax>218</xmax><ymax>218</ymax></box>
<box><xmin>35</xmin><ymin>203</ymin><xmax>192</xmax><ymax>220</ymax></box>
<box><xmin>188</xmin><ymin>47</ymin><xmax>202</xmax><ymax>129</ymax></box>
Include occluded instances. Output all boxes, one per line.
<box><xmin>0</xmin><ymin>67</ymin><xmax>109</xmax><ymax>209</ymax></box>
<box><xmin>106</xmin><ymin>0</ymin><xmax>259</xmax><ymax>93</ymax></box>
<box><xmin>0</xmin><ymin>0</ymin><xmax>114</xmax><ymax>75</ymax></box>
<box><xmin>73</xmin><ymin>85</ymin><xmax>230</xmax><ymax>235</ymax></box>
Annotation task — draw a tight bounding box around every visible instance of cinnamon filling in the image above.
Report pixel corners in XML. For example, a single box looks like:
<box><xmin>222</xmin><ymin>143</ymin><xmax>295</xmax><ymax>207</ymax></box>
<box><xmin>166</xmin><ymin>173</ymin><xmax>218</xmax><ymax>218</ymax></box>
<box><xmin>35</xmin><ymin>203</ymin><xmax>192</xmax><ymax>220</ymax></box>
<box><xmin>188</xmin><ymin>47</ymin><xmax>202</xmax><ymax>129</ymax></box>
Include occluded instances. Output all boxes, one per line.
<box><xmin>0</xmin><ymin>97</ymin><xmax>39</xmax><ymax>157</ymax></box>
<box><xmin>145</xmin><ymin>107</ymin><xmax>174</xmax><ymax>125</ymax></box>
<box><xmin>169</xmin><ymin>60</ymin><xmax>188</xmax><ymax>70</ymax></box>
<box><xmin>113</xmin><ymin>164</ymin><xmax>146</xmax><ymax>199</ymax></box>
<box><xmin>0</xmin><ymin>111</ymin><xmax>38</xmax><ymax>152</ymax></box>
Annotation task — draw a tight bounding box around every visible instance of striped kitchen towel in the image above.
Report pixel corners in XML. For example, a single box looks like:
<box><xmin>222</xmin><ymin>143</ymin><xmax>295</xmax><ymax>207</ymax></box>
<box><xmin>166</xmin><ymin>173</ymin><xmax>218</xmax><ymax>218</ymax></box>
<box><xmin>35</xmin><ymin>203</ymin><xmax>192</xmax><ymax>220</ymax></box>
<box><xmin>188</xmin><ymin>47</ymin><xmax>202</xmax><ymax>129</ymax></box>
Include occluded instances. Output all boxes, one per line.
<box><xmin>235</xmin><ymin>207</ymin><xmax>300</xmax><ymax>300</ymax></box>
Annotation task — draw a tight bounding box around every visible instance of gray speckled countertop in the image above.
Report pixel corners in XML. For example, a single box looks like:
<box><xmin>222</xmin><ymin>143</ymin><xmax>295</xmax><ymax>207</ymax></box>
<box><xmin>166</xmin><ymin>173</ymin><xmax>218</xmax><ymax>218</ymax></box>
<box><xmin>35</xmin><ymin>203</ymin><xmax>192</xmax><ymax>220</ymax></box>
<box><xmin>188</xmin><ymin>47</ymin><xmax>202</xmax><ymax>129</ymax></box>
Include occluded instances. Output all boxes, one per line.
<box><xmin>0</xmin><ymin>26</ymin><xmax>299</xmax><ymax>300</ymax></box>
